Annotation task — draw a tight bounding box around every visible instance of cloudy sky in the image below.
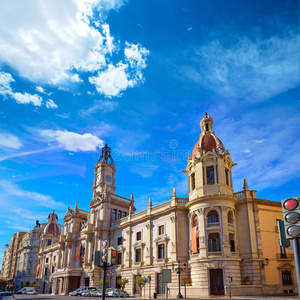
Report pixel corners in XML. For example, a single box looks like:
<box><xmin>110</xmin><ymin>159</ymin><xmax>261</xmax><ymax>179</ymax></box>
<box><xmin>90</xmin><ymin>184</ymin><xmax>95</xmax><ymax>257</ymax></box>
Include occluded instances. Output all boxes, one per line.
<box><xmin>0</xmin><ymin>0</ymin><xmax>298</xmax><ymax>259</ymax></box>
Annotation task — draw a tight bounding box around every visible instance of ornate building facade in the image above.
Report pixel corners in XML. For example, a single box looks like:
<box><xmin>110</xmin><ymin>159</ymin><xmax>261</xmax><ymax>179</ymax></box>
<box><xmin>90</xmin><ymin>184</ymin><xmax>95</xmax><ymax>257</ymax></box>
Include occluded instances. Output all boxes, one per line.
<box><xmin>1</xmin><ymin>114</ymin><xmax>297</xmax><ymax>296</ymax></box>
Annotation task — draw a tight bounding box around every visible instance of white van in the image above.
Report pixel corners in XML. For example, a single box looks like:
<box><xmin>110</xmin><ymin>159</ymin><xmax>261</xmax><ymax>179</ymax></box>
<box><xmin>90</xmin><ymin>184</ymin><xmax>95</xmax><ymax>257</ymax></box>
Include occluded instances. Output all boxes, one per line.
<box><xmin>16</xmin><ymin>287</ymin><xmax>36</xmax><ymax>294</ymax></box>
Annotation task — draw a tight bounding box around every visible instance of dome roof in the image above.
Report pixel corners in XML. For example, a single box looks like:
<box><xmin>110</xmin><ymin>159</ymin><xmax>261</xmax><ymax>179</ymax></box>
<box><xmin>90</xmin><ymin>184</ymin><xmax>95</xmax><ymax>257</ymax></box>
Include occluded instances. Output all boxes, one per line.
<box><xmin>191</xmin><ymin>135</ymin><xmax>226</xmax><ymax>157</ymax></box>
<box><xmin>48</xmin><ymin>211</ymin><xmax>58</xmax><ymax>220</ymax></box>
<box><xmin>201</xmin><ymin>134</ymin><xmax>217</xmax><ymax>152</ymax></box>
<box><xmin>44</xmin><ymin>223</ymin><xmax>61</xmax><ymax>236</ymax></box>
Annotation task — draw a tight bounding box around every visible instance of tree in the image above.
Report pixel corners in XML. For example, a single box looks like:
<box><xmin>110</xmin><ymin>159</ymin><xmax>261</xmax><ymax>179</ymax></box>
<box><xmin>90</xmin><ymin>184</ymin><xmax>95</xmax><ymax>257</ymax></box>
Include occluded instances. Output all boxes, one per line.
<box><xmin>117</xmin><ymin>278</ymin><xmax>128</xmax><ymax>290</ymax></box>
<box><xmin>32</xmin><ymin>284</ymin><xmax>40</xmax><ymax>291</ymax></box>
<box><xmin>99</xmin><ymin>279</ymin><xmax>110</xmax><ymax>288</ymax></box>
<box><xmin>134</xmin><ymin>277</ymin><xmax>146</xmax><ymax>297</ymax></box>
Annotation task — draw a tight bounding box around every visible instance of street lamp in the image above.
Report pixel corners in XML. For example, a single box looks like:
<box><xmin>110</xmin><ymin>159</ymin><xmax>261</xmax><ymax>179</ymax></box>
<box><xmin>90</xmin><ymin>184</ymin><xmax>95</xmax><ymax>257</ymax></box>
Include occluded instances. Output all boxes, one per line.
<box><xmin>172</xmin><ymin>261</ymin><xmax>186</xmax><ymax>298</ymax></box>
<box><xmin>107</xmin><ymin>270</ymin><xmax>115</xmax><ymax>288</ymax></box>
<box><xmin>261</xmin><ymin>258</ymin><xmax>269</xmax><ymax>269</ymax></box>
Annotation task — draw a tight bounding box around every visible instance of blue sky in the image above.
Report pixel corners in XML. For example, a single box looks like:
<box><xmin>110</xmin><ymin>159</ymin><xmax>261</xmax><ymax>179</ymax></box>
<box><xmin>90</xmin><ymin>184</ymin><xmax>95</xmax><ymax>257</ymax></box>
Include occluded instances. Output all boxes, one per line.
<box><xmin>0</xmin><ymin>0</ymin><xmax>299</xmax><ymax>261</ymax></box>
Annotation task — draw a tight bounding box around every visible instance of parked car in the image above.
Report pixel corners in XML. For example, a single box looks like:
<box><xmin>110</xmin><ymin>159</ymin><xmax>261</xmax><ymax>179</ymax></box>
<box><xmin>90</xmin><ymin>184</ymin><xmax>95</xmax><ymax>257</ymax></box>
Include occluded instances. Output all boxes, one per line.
<box><xmin>106</xmin><ymin>288</ymin><xmax>121</xmax><ymax>297</ymax></box>
<box><xmin>15</xmin><ymin>287</ymin><xmax>36</xmax><ymax>294</ymax></box>
<box><xmin>69</xmin><ymin>286</ymin><xmax>97</xmax><ymax>296</ymax></box>
<box><xmin>90</xmin><ymin>289</ymin><xmax>102</xmax><ymax>297</ymax></box>
<box><xmin>25</xmin><ymin>290</ymin><xmax>37</xmax><ymax>295</ymax></box>
<box><xmin>101</xmin><ymin>288</ymin><xmax>113</xmax><ymax>297</ymax></box>
<box><xmin>81</xmin><ymin>288</ymin><xmax>97</xmax><ymax>297</ymax></box>
<box><xmin>119</xmin><ymin>290</ymin><xmax>130</xmax><ymax>298</ymax></box>
<box><xmin>0</xmin><ymin>292</ymin><xmax>15</xmax><ymax>299</ymax></box>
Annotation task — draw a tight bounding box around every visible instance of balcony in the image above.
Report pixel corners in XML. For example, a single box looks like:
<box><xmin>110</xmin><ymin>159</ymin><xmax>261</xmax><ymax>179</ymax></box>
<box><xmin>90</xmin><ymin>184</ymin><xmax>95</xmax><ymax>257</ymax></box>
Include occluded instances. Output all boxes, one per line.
<box><xmin>276</xmin><ymin>253</ymin><xmax>294</xmax><ymax>260</ymax></box>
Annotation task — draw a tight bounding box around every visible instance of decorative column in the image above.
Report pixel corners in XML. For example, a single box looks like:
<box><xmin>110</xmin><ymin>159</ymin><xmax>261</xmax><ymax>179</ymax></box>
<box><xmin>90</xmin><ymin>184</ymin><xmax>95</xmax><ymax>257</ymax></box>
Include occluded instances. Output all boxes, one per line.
<box><xmin>145</xmin><ymin>222</ymin><xmax>152</xmax><ymax>265</ymax></box>
<box><xmin>125</xmin><ymin>228</ymin><xmax>132</xmax><ymax>268</ymax></box>
<box><xmin>170</xmin><ymin>214</ymin><xmax>177</xmax><ymax>261</ymax></box>
<box><xmin>197</xmin><ymin>208</ymin><xmax>207</xmax><ymax>258</ymax></box>
<box><xmin>221</xmin><ymin>206</ymin><xmax>231</xmax><ymax>256</ymax></box>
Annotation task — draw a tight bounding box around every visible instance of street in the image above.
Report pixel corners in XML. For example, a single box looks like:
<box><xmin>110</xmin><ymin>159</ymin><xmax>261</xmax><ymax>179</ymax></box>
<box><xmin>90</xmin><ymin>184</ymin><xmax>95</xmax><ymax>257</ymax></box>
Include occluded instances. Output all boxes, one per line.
<box><xmin>12</xmin><ymin>295</ymin><xmax>299</xmax><ymax>300</ymax></box>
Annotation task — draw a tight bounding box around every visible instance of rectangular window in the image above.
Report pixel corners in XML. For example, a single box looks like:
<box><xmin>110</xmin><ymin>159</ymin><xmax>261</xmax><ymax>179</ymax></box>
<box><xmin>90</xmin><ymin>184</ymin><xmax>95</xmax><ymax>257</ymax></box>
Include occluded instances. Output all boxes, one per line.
<box><xmin>117</xmin><ymin>252</ymin><xmax>122</xmax><ymax>265</ymax></box>
<box><xmin>158</xmin><ymin>244</ymin><xmax>164</xmax><ymax>259</ymax></box>
<box><xmin>44</xmin><ymin>267</ymin><xmax>48</xmax><ymax>276</ymax></box>
<box><xmin>118</xmin><ymin>237</ymin><xmax>123</xmax><ymax>245</ymax></box>
<box><xmin>117</xmin><ymin>211</ymin><xmax>122</xmax><ymax>220</ymax></box>
<box><xmin>229</xmin><ymin>234</ymin><xmax>235</xmax><ymax>252</ymax></box>
<box><xmin>53</xmin><ymin>256</ymin><xmax>56</xmax><ymax>261</ymax></box>
<box><xmin>158</xmin><ymin>225</ymin><xmax>164</xmax><ymax>235</ymax></box>
<box><xmin>136</xmin><ymin>231</ymin><xmax>142</xmax><ymax>241</ymax></box>
<box><xmin>282</xmin><ymin>270</ymin><xmax>293</xmax><ymax>285</ymax></box>
<box><xmin>112</xmin><ymin>209</ymin><xmax>116</xmax><ymax>220</ymax></box>
<box><xmin>206</xmin><ymin>167</ymin><xmax>215</xmax><ymax>185</ymax></box>
<box><xmin>191</xmin><ymin>173</ymin><xmax>195</xmax><ymax>190</ymax></box>
<box><xmin>123</xmin><ymin>212</ymin><xmax>127</xmax><ymax>218</ymax></box>
<box><xmin>135</xmin><ymin>249</ymin><xmax>141</xmax><ymax>262</ymax></box>
<box><xmin>52</xmin><ymin>266</ymin><xmax>55</xmax><ymax>273</ymax></box>
<box><xmin>46</xmin><ymin>257</ymin><xmax>49</xmax><ymax>263</ymax></box>
<box><xmin>208</xmin><ymin>233</ymin><xmax>220</xmax><ymax>252</ymax></box>
<box><xmin>225</xmin><ymin>169</ymin><xmax>229</xmax><ymax>186</ymax></box>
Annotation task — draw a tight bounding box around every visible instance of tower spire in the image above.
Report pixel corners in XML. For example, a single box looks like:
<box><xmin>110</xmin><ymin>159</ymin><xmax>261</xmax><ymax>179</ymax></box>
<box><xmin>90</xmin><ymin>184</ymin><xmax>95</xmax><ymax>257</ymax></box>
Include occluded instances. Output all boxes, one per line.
<box><xmin>98</xmin><ymin>144</ymin><xmax>114</xmax><ymax>165</ymax></box>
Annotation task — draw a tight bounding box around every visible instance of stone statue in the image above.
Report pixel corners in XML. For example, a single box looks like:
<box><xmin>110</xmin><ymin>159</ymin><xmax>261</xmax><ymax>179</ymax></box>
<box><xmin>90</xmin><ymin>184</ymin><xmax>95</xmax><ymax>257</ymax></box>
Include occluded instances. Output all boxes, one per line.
<box><xmin>36</xmin><ymin>220</ymin><xmax>40</xmax><ymax>227</ymax></box>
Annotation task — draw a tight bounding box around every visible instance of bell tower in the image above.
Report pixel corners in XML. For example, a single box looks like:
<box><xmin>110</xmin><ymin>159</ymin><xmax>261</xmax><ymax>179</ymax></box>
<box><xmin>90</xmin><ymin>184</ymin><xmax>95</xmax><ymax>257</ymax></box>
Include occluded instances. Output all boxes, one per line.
<box><xmin>94</xmin><ymin>144</ymin><xmax>116</xmax><ymax>195</ymax></box>
<box><xmin>185</xmin><ymin>113</ymin><xmax>235</xmax><ymax>200</ymax></box>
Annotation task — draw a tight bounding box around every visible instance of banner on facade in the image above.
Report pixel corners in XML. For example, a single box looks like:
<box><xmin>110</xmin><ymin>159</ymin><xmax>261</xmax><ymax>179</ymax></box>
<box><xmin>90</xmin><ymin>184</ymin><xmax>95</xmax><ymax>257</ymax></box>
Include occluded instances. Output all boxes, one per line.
<box><xmin>77</xmin><ymin>243</ymin><xmax>82</xmax><ymax>259</ymax></box>
<box><xmin>36</xmin><ymin>264</ymin><xmax>39</xmax><ymax>277</ymax></box>
<box><xmin>192</xmin><ymin>226</ymin><xmax>198</xmax><ymax>254</ymax></box>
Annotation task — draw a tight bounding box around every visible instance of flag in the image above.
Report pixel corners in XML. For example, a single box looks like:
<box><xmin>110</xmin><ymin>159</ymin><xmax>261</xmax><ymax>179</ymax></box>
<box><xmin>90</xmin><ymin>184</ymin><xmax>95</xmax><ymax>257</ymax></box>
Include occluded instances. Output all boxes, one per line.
<box><xmin>77</xmin><ymin>243</ymin><xmax>82</xmax><ymax>259</ymax></box>
<box><xmin>36</xmin><ymin>264</ymin><xmax>39</xmax><ymax>277</ymax></box>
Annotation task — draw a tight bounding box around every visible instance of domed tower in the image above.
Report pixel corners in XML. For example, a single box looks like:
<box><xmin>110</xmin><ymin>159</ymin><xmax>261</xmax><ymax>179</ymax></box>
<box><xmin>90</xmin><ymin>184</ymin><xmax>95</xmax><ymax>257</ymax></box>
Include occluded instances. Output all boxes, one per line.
<box><xmin>44</xmin><ymin>211</ymin><xmax>62</xmax><ymax>238</ymax></box>
<box><xmin>185</xmin><ymin>114</ymin><xmax>240</xmax><ymax>297</ymax></box>
<box><xmin>186</xmin><ymin>113</ymin><xmax>235</xmax><ymax>200</ymax></box>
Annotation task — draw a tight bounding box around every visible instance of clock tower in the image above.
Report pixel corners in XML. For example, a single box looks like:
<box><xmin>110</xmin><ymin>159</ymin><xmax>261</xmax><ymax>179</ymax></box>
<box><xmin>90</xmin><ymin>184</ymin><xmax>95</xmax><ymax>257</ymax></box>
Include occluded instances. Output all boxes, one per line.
<box><xmin>93</xmin><ymin>144</ymin><xmax>116</xmax><ymax>196</ymax></box>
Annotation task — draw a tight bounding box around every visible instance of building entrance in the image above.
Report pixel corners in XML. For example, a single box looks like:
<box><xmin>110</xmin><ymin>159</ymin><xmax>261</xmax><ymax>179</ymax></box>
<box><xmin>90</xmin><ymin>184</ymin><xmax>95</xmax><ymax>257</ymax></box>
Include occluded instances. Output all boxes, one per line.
<box><xmin>209</xmin><ymin>269</ymin><xmax>224</xmax><ymax>295</ymax></box>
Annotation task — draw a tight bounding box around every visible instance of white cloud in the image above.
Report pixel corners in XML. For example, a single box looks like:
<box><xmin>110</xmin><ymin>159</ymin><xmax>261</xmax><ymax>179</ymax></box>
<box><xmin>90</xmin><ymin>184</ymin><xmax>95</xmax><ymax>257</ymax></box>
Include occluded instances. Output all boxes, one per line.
<box><xmin>241</xmin><ymin>149</ymin><xmax>251</xmax><ymax>153</ymax></box>
<box><xmin>36</xmin><ymin>86</ymin><xmax>46</xmax><ymax>93</ymax></box>
<box><xmin>89</xmin><ymin>43</ymin><xmax>149</xmax><ymax>97</ymax></box>
<box><xmin>12</xmin><ymin>92</ymin><xmax>43</xmax><ymax>106</ymax></box>
<box><xmin>0</xmin><ymin>0</ymin><xmax>129</xmax><ymax>87</ymax></box>
<box><xmin>0</xmin><ymin>70</ymin><xmax>14</xmax><ymax>97</ymax></box>
<box><xmin>55</xmin><ymin>113</ymin><xmax>70</xmax><ymax>119</ymax></box>
<box><xmin>0</xmin><ymin>133</ymin><xmax>23</xmax><ymax>149</ymax></box>
<box><xmin>39</xmin><ymin>129</ymin><xmax>104</xmax><ymax>152</ymax></box>
<box><xmin>183</xmin><ymin>34</ymin><xmax>299</xmax><ymax>102</ymax></box>
<box><xmin>46</xmin><ymin>99</ymin><xmax>58</xmax><ymax>109</ymax></box>
<box><xmin>0</xmin><ymin>180</ymin><xmax>65</xmax><ymax>209</ymax></box>
<box><xmin>89</xmin><ymin>63</ymin><xmax>133</xmax><ymax>97</ymax></box>
<box><xmin>80</xmin><ymin>99</ymin><xmax>118</xmax><ymax>115</ymax></box>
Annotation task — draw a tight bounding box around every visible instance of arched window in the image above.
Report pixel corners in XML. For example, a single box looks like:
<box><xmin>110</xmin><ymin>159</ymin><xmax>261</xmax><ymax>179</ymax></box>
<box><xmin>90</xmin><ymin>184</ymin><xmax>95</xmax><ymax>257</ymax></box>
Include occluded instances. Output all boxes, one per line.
<box><xmin>193</xmin><ymin>215</ymin><xmax>199</xmax><ymax>227</ymax></box>
<box><xmin>207</xmin><ymin>210</ymin><xmax>219</xmax><ymax>224</ymax></box>
<box><xmin>227</xmin><ymin>211</ymin><xmax>234</xmax><ymax>224</ymax></box>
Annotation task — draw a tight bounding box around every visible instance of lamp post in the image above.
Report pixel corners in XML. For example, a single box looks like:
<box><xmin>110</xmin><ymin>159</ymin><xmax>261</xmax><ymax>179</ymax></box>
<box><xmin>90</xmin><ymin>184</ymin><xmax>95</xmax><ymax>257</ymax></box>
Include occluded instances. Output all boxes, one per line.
<box><xmin>107</xmin><ymin>270</ymin><xmax>115</xmax><ymax>288</ymax></box>
<box><xmin>172</xmin><ymin>261</ymin><xmax>186</xmax><ymax>298</ymax></box>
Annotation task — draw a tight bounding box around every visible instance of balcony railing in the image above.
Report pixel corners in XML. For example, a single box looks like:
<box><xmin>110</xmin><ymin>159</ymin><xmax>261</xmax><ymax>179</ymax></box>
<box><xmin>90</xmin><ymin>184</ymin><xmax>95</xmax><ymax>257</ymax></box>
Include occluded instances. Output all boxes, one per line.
<box><xmin>276</xmin><ymin>253</ymin><xmax>294</xmax><ymax>260</ymax></box>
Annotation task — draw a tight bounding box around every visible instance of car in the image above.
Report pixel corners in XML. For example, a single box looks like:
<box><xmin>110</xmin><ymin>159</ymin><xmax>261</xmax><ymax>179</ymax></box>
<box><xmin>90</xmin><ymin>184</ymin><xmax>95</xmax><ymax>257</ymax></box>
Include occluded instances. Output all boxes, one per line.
<box><xmin>15</xmin><ymin>287</ymin><xmax>36</xmax><ymax>294</ymax></box>
<box><xmin>81</xmin><ymin>288</ymin><xmax>97</xmax><ymax>297</ymax></box>
<box><xmin>106</xmin><ymin>288</ymin><xmax>121</xmax><ymax>297</ymax></box>
<box><xmin>69</xmin><ymin>286</ymin><xmax>97</xmax><ymax>296</ymax></box>
<box><xmin>90</xmin><ymin>289</ymin><xmax>102</xmax><ymax>297</ymax></box>
<box><xmin>119</xmin><ymin>290</ymin><xmax>130</xmax><ymax>298</ymax></box>
<box><xmin>0</xmin><ymin>292</ymin><xmax>15</xmax><ymax>299</ymax></box>
<box><xmin>69</xmin><ymin>287</ymin><xmax>87</xmax><ymax>296</ymax></box>
<box><xmin>25</xmin><ymin>290</ymin><xmax>37</xmax><ymax>295</ymax></box>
